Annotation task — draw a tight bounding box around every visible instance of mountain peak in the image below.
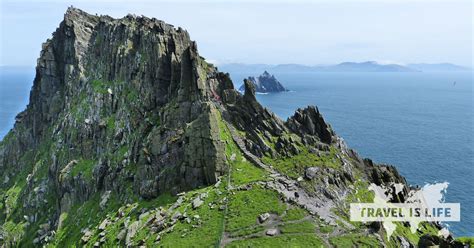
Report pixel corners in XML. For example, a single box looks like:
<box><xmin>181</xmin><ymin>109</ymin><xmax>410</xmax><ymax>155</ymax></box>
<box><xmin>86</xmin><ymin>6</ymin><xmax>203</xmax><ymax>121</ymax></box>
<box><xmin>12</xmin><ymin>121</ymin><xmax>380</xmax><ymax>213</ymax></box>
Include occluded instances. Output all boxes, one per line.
<box><xmin>65</xmin><ymin>6</ymin><xmax>88</xmax><ymax>16</ymax></box>
<box><xmin>0</xmin><ymin>7</ymin><xmax>456</xmax><ymax>247</ymax></box>
<box><xmin>64</xmin><ymin>6</ymin><xmax>97</xmax><ymax>23</ymax></box>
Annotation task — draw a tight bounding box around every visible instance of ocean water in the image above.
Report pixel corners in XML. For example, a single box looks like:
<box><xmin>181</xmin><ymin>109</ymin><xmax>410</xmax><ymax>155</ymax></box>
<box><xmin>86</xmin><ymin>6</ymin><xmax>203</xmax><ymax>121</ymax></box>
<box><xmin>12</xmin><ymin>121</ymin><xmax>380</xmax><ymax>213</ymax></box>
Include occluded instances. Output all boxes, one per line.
<box><xmin>0</xmin><ymin>67</ymin><xmax>35</xmax><ymax>139</ymax></box>
<box><xmin>229</xmin><ymin>71</ymin><xmax>473</xmax><ymax>236</ymax></box>
<box><xmin>0</xmin><ymin>67</ymin><xmax>472</xmax><ymax>236</ymax></box>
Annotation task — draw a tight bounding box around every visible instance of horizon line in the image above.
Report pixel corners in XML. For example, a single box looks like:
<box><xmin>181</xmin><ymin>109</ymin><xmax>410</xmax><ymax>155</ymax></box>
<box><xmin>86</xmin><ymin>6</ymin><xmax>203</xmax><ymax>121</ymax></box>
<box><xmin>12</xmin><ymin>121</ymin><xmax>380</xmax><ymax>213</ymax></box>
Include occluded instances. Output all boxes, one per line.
<box><xmin>1</xmin><ymin>61</ymin><xmax>472</xmax><ymax>69</ymax></box>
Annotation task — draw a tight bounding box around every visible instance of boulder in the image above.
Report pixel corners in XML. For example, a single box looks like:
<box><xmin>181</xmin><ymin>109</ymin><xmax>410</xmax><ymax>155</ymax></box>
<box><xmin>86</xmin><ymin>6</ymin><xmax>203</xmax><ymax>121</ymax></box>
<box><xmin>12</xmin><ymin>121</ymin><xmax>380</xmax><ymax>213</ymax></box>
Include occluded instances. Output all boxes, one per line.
<box><xmin>99</xmin><ymin>190</ymin><xmax>111</xmax><ymax>210</ymax></box>
<box><xmin>305</xmin><ymin>167</ymin><xmax>320</xmax><ymax>180</ymax></box>
<box><xmin>266</xmin><ymin>229</ymin><xmax>278</xmax><ymax>236</ymax></box>
<box><xmin>192</xmin><ymin>197</ymin><xmax>204</xmax><ymax>209</ymax></box>
<box><xmin>98</xmin><ymin>219</ymin><xmax>110</xmax><ymax>231</ymax></box>
<box><xmin>116</xmin><ymin>229</ymin><xmax>126</xmax><ymax>241</ymax></box>
<box><xmin>81</xmin><ymin>230</ymin><xmax>93</xmax><ymax>244</ymax></box>
<box><xmin>258</xmin><ymin>213</ymin><xmax>270</xmax><ymax>223</ymax></box>
<box><xmin>126</xmin><ymin>221</ymin><xmax>140</xmax><ymax>245</ymax></box>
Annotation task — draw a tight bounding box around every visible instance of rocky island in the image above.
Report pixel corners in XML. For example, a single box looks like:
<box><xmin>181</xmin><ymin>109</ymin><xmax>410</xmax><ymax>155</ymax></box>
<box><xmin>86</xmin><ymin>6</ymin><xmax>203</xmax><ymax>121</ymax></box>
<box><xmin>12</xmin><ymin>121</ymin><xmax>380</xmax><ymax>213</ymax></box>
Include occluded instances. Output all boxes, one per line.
<box><xmin>0</xmin><ymin>7</ymin><xmax>465</xmax><ymax>247</ymax></box>
<box><xmin>238</xmin><ymin>71</ymin><xmax>288</xmax><ymax>93</ymax></box>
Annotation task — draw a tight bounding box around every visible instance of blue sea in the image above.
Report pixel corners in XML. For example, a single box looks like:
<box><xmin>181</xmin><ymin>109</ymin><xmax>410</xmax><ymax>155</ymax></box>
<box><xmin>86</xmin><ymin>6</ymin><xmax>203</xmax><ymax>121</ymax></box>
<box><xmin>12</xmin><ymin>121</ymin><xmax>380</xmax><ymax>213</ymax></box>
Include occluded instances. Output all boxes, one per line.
<box><xmin>230</xmin><ymin>70</ymin><xmax>473</xmax><ymax>236</ymax></box>
<box><xmin>0</xmin><ymin>67</ymin><xmax>472</xmax><ymax>236</ymax></box>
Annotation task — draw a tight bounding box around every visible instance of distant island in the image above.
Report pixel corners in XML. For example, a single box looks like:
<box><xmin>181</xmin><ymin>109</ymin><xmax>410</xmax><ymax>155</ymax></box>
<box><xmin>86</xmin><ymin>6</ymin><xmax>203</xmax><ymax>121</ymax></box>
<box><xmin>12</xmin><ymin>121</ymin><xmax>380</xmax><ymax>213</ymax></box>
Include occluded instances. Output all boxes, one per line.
<box><xmin>1</xmin><ymin>7</ymin><xmax>469</xmax><ymax>247</ymax></box>
<box><xmin>406</xmin><ymin>63</ymin><xmax>471</xmax><ymax>72</ymax></box>
<box><xmin>321</xmin><ymin>61</ymin><xmax>416</xmax><ymax>72</ymax></box>
<box><xmin>219</xmin><ymin>61</ymin><xmax>471</xmax><ymax>74</ymax></box>
<box><xmin>239</xmin><ymin>71</ymin><xmax>289</xmax><ymax>93</ymax></box>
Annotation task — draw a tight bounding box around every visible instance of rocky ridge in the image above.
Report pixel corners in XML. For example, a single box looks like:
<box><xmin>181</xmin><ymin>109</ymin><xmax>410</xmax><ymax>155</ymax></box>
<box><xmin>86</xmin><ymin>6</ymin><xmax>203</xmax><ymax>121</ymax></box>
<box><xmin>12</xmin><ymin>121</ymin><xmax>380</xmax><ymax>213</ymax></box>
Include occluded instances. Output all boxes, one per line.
<box><xmin>0</xmin><ymin>7</ymin><xmax>465</xmax><ymax>247</ymax></box>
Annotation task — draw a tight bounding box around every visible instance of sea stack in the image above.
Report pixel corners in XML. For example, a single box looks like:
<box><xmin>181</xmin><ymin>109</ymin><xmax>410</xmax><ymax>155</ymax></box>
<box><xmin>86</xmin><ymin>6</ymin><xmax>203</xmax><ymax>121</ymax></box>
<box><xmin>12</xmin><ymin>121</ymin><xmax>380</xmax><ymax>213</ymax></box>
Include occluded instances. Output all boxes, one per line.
<box><xmin>0</xmin><ymin>7</ymin><xmax>458</xmax><ymax>247</ymax></box>
<box><xmin>239</xmin><ymin>71</ymin><xmax>288</xmax><ymax>93</ymax></box>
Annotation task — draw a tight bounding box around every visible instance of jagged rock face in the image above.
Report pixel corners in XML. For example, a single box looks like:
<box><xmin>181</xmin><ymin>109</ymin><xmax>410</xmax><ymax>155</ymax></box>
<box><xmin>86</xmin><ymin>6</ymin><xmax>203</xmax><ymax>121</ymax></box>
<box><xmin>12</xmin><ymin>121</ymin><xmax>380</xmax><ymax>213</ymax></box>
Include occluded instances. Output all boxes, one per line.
<box><xmin>0</xmin><ymin>8</ymin><xmax>453</xmax><ymax>248</ymax></box>
<box><xmin>286</xmin><ymin>106</ymin><xmax>334</xmax><ymax>144</ymax></box>
<box><xmin>223</xmin><ymin>79</ymin><xmax>288</xmax><ymax>157</ymax></box>
<box><xmin>238</xmin><ymin>71</ymin><xmax>288</xmax><ymax>93</ymax></box>
<box><xmin>224</xmin><ymin>81</ymin><xmax>335</xmax><ymax>159</ymax></box>
<box><xmin>243</xmin><ymin>78</ymin><xmax>257</xmax><ymax>102</ymax></box>
<box><xmin>0</xmin><ymin>7</ymin><xmax>233</xmax><ymax>219</ymax></box>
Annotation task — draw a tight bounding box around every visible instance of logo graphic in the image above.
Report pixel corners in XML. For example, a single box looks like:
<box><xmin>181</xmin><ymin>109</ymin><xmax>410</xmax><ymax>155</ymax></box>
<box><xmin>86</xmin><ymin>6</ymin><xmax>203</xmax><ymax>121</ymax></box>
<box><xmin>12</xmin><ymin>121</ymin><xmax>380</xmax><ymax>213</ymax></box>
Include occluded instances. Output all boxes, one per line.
<box><xmin>350</xmin><ymin>182</ymin><xmax>460</xmax><ymax>238</ymax></box>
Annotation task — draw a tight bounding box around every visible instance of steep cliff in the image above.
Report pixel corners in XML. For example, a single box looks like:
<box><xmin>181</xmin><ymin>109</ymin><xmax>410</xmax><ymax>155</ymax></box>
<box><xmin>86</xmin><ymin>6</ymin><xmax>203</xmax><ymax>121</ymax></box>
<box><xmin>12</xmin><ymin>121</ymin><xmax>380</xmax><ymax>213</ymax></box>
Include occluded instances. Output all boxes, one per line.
<box><xmin>0</xmin><ymin>8</ymin><xmax>461</xmax><ymax>247</ymax></box>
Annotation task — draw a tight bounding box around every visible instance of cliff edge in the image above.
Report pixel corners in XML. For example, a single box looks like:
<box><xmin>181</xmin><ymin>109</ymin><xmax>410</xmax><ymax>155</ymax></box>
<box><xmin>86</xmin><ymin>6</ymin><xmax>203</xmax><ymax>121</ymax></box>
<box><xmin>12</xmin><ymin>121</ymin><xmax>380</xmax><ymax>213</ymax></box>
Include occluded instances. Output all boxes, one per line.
<box><xmin>0</xmin><ymin>7</ymin><xmax>461</xmax><ymax>247</ymax></box>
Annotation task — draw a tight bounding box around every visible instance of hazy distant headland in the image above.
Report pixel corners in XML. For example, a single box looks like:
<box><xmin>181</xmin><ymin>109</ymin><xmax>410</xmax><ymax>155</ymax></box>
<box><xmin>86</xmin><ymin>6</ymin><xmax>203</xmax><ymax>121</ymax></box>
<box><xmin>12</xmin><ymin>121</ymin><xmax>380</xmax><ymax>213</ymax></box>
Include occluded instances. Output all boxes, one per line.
<box><xmin>2</xmin><ymin>62</ymin><xmax>470</xmax><ymax>74</ymax></box>
<box><xmin>218</xmin><ymin>61</ymin><xmax>471</xmax><ymax>74</ymax></box>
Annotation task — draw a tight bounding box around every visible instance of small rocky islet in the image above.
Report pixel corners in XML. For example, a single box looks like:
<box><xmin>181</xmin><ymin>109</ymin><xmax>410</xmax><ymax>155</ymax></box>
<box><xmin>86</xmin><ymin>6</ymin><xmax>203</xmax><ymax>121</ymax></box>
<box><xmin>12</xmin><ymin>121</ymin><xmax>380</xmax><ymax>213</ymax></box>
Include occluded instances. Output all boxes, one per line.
<box><xmin>0</xmin><ymin>7</ymin><xmax>467</xmax><ymax>247</ymax></box>
<box><xmin>239</xmin><ymin>71</ymin><xmax>289</xmax><ymax>93</ymax></box>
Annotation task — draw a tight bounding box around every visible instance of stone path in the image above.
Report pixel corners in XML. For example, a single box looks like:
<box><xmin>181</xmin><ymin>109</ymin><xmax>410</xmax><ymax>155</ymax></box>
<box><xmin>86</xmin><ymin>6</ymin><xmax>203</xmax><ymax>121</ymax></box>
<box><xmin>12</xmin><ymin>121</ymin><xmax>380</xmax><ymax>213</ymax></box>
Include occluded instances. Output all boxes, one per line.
<box><xmin>222</xmin><ymin>118</ymin><xmax>353</xmax><ymax>230</ymax></box>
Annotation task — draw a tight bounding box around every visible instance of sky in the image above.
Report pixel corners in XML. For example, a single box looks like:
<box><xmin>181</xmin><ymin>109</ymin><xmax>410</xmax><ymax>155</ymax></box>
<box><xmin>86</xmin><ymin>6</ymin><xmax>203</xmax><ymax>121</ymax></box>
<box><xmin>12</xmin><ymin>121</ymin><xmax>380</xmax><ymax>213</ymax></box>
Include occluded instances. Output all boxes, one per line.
<box><xmin>0</xmin><ymin>0</ymin><xmax>472</xmax><ymax>67</ymax></box>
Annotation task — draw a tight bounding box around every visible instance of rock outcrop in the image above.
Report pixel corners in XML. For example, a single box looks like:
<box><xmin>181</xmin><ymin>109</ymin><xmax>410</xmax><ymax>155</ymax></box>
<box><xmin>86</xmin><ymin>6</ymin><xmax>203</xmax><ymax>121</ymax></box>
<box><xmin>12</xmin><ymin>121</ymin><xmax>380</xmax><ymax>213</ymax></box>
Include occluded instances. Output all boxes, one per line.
<box><xmin>0</xmin><ymin>7</ymin><xmax>460</xmax><ymax>247</ymax></box>
<box><xmin>286</xmin><ymin>106</ymin><xmax>334</xmax><ymax>144</ymax></box>
<box><xmin>0</xmin><ymin>7</ymin><xmax>232</xmax><ymax>236</ymax></box>
<box><xmin>239</xmin><ymin>71</ymin><xmax>288</xmax><ymax>93</ymax></box>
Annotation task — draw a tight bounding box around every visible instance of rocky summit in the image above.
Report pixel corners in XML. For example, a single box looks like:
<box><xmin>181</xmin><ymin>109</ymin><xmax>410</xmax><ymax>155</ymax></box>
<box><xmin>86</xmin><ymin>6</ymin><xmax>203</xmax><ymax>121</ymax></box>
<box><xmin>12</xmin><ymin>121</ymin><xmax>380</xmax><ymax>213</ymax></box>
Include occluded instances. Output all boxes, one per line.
<box><xmin>238</xmin><ymin>71</ymin><xmax>288</xmax><ymax>93</ymax></box>
<box><xmin>0</xmin><ymin>8</ymin><xmax>462</xmax><ymax>247</ymax></box>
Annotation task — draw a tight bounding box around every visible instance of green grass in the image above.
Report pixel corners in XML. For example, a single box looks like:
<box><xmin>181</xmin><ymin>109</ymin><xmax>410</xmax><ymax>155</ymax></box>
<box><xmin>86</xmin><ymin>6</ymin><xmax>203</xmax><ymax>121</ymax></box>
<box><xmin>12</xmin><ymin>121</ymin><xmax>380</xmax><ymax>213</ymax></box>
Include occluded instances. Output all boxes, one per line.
<box><xmin>390</xmin><ymin>222</ymin><xmax>419</xmax><ymax>246</ymax></box>
<box><xmin>137</xmin><ymin>192</ymin><xmax>177</xmax><ymax>209</ymax></box>
<box><xmin>456</xmin><ymin>237</ymin><xmax>474</xmax><ymax>246</ymax></box>
<box><xmin>49</xmin><ymin>193</ymin><xmax>108</xmax><ymax>247</ymax></box>
<box><xmin>0</xmin><ymin>148</ymin><xmax>34</xmax><ymax>223</ymax></box>
<box><xmin>126</xmin><ymin>89</ymin><xmax>139</xmax><ymax>102</ymax></box>
<box><xmin>91</xmin><ymin>79</ymin><xmax>112</xmax><ymax>94</ymax></box>
<box><xmin>2</xmin><ymin>221</ymin><xmax>27</xmax><ymax>245</ymax></box>
<box><xmin>230</xmin><ymin>154</ymin><xmax>267</xmax><ymax>186</ymax></box>
<box><xmin>159</xmin><ymin>186</ymin><xmax>227</xmax><ymax>247</ymax></box>
<box><xmin>319</xmin><ymin>224</ymin><xmax>334</xmax><ymax>234</ymax></box>
<box><xmin>33</xmin><ymin>159</ymin><xmax>49</xmax><ymax>180</ymax></box>
<box><xmin>262</xmin><ymin>147</ymin><xmax>341</xmax><ymax>179</ymax></box>
<box><xmin>107</xmin><ymin>145</ymin><xmax>129</xmax><ymax>167</ymax></box>
<box><xmin>4</xmin><ymin>185</ymin><xmax>23</xmax><ymax>219</ymax></box>
<box><xmin>328</xmin><ymin>179</ymin><xmax>376</xmax><ymax>231</ymax></box>
<box><xmin>92</xmin><ymin>193</ymin><xmax>176</xmax><ymax>247</ymax></box>
<box><xmin>388</xmin><ymin>222</ymin><xmax>440</xmax><ymax>246</ymax></box>
<box><xmin>70</xmin><ymin>91</ymin><xmax>89</xmax><ymax>122</ymax></box>
<box><xmin>95</xmin><ymin>33</ymin><xmax>104</xmax><ymax>46</ymax></box>
<box><xmin>330</xmin><ymin>233</ymin><xmax>379</xmax><ymax>248</ymax></box>
<box><xmin>282</xmin><ymin>207</ymin><xmax>308</xmax><ymax>222</ymax></box>
<box><xmin>106</xmin><ymin>115</ymin><xmax>116</xmax><ymax>131</ymax></box>
<box><xmin>216</xmin><ymin>111</ymin><xmax>267</xmax><ymax>186</ymax></box>
<box><xmin>70</xmin><ymin>159</ymin><xmax>95</xmax><ymax>179</ymax></box>
<box><xmin>228</xmin><ymin>226</ymin><xmax>265</xmax><ymax>238</ymax></box>
<box><xmin>280</xmin><ymin>220</ymin><xmax>315</xmax><ymax>234</ymax></box>
<box><xmin>50</xmin><ymin>192</ymin><xmax>177</xmax><ymax>247</ymax></box>
<box><xmin>226</xmin><ymin>234</ymin><xmax>325</xmax><ymax>247</ymax></box>
<box><xmin>0</xmin><ymin>129</ymin><xmax>59</xmax><ymax>246</ymax></box>
<box><xmin>226</xmin><ymin>187</ymin><xmax>286</xmax><ymax>232</ymax></box>
<box><xmin>346</xmin><ymin>180</ymin><xmax>375</xmax><ymax>204</ymax></box>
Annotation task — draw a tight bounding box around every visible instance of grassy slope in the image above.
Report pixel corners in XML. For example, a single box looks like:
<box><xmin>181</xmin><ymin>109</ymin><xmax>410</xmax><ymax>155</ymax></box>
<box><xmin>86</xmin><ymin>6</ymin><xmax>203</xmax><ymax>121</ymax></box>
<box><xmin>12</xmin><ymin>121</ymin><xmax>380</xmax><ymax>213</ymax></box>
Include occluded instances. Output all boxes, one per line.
<box><xmin>1</xmin><ymin>107</ymin><xmax>467</xmax><ymax>247</ymax></box>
